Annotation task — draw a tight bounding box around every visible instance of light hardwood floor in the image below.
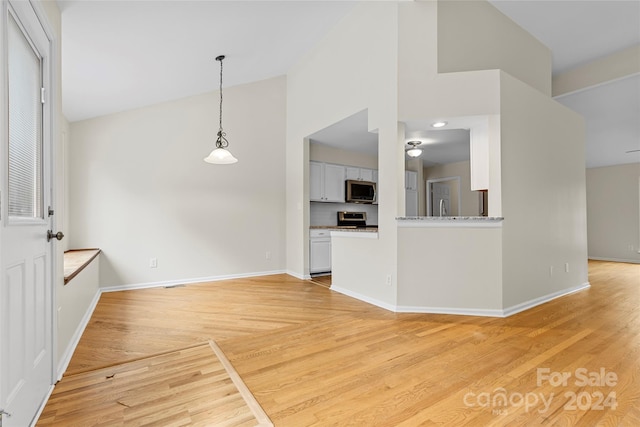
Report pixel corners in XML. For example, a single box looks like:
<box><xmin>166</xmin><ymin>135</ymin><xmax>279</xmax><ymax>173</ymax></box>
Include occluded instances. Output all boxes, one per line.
<box><xmin>41</xmin><ymin>261</ymin><xmax>639</xmax><ymax>426</ymax></box>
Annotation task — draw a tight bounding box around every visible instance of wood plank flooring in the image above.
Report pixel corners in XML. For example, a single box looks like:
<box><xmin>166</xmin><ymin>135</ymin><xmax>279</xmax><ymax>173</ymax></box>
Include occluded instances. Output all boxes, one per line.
<box><xmin>42</xmin><ymin>261</ymin><xmax>640</xmax><ymax>426</ymax></box>
<box><xmin>39</xmin><ymin>342</ymin><xmax>272</xmax><ymax>426</ymax></box>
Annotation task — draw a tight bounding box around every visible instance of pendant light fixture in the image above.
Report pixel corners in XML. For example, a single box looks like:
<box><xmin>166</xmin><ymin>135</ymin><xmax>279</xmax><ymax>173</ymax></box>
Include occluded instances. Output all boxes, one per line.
<box><xmin>406</xmin><ymin>140</ymin><xmax>423</xmax><ymax>158</ymax></box>
<box><xmin>204</xmin><ymin>55</ymin><xmax>238</xmax><ymax>164</ymax></box>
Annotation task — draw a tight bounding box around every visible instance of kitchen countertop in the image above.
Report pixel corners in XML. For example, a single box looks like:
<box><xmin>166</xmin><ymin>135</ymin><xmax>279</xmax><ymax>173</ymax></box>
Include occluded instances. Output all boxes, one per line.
<box><xmin>310</xmin><ymin>225</ymin><xmax>379</xmax><ymax>233</ymax></box>
<box><xmin>396</xmin><ymin>216</ymin><xmax>504</xmax><ymax>228</ymax></box>
<box><xmin>396</xmin><ymin>216</ymin><xmax>503</xmax><ymax>221</ymax></box>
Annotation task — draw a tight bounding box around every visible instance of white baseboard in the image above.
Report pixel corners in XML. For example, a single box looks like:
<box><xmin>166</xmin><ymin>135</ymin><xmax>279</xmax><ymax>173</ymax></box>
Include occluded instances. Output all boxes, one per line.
<box><xmin>501</xmin><ymin>282</ymin><xmax>591</xmax><ymax>317</ymax></box>
<box><xmin>588</xmin><ymin>256</ymin><xmax>640</xmax><ymax>264</ymax></box>
<box><xmin>100</xmin><ymin>269</ymin><xmax>287</xmax><ymax>293</ymax></box>
<box><xmin>330</xmin><ymin>285</ymin><xmax>397</xmax><ymax>312</ymax></box>
<box><xmin>395</xmin><ymin>305</ymin><xmax>505</xmax><ymax>317</ymax></box>
<box><xmin>56</xmin><ymin>289</ymin><xmax>101</xmax><ymax>380</ymax></box>
<box><xmin>334</xmin><ymin>282</ymin><xmax>591</xmax><ymax>318</ymax></box>
<box><xmin>286</xmin><ymin>270</ymin><xmax>311</xmax><ymax>280</ymax></box>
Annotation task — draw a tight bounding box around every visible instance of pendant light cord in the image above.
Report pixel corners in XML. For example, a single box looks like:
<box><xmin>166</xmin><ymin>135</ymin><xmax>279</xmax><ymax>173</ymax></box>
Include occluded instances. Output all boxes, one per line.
<box><xmin>215</xmin><ymin>55</ymin><xmax>228</xmax><ymax>149</ymax></box>
<box><xmin>218</xmin><ymin>56</ymin><xmax>223</xmax><ymax>132</ymax></box>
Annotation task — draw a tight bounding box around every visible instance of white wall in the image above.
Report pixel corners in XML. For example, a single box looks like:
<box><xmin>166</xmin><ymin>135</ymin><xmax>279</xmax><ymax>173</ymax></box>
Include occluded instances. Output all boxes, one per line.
<box><xmin>286</xmin><ymin>1</ymin><xmax>400</xmax><ymax>305</ymax></box>
<box><xmin>500</xmin><ymin>72</ymin><xmax>588</xmax><ymax>307</ymax></box>
<box><xmin>69</xmin><ymin>76</ymin><xmax>286</xmax><ymax>287</ymax></box>
<box><xmin>586</xmin><ymin>163</ymin><xmax>640</xmax><ymax>263</ymax></box>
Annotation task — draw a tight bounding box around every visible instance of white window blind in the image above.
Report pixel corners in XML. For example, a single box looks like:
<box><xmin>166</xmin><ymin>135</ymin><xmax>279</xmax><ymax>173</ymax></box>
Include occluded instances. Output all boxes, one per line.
<box><xmin>8</xmin><ymin>12</ymin><xmax>43</xmax><ymax>219</ymax></box>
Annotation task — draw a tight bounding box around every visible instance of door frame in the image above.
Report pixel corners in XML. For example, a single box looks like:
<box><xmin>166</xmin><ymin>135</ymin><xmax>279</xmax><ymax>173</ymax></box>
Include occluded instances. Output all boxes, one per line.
<box><xmin>426</xmin><ymin>176</ymin><xmax>461</xmax><ymax>217</ymax></box>
<box><xmin>0</xmin><ymin>0</ymin><xmax>59</xmax><ymax>422</ymax></box>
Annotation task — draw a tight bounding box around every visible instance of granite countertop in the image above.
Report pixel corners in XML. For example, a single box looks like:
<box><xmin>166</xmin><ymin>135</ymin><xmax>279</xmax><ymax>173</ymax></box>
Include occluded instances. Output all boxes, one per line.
<box><xmin>310</xmin><ymin>225</ymin><xmax>379</xmax><ymax>232</ymax></box>
<box><xmin>396</xmin><ymin>216</ymin><xmax>504</xmax><ymax>221</ymax></box>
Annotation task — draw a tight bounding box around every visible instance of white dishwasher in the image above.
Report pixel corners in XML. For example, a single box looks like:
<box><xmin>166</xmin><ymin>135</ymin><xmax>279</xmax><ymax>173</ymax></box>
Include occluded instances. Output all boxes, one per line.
<box><xmin>309</xmin><ymin>229</ymin><xmax>331</xmax><ymax>274</ymax></box>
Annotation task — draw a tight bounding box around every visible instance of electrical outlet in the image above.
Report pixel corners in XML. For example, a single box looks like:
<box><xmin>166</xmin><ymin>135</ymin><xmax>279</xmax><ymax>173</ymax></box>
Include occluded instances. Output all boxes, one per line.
<box><xmin>150</xmin><ymin>258</ymin><xmax>157</xmax><ymax>268</ymax></box>
<box><xmin>565</xmin><ymin>263</ymin><xmax>569</xmax><ymax>273</ymax></box>
<box><xmin>549</xmin><ymin>266</ymin><xmax>553</xmax><ymax>277</ymax></box>
<box><xmin>386</xmin><ymin>274</ymin><xmax>392</xmax><ymax>286</ymax></box>
<box><xmin>265</xmin><ymin>251</ymin><xmax>271</xmax><ymax>260</ymax></box>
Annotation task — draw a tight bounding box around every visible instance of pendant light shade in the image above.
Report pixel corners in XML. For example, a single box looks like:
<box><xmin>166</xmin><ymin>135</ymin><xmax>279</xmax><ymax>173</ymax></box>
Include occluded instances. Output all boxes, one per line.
<box><xmin>204</xmin><ymin>55</ymin><xmax>238</xmax><ymax>164</ymax></box>
<box><xmin>204</xmin><ymin>146</ymin><xmax>238</xmax><ymax>164</ymax></box>
<box><xmin>406</xmin><ymin>141</ymin><xmax>423</xmax><ymax>158</ymax></box>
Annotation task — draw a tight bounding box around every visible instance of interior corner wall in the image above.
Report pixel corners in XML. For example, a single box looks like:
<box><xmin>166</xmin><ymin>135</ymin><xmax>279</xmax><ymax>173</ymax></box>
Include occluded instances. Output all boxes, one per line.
<box><xmin>69</xmin><ymin>76</ymin><xmax>287</xmax><ymax>287</ymax></box>
<box><xmin>437</xmin><ymin>0</ymin><xmax>552</xmax><ymax>96</ymax></box>
<box><xmin>285</xmin><ymin>1</ymin><xmax>400</xmax><ymax>304</ymax></box>
<box><xmin>499</xmin><ymin>72</ymin><xmax>588</xmax><ymax>308</ymax></box>
<box><xmin>397</xmin><ymin>1</ymin><xmax>501</xmax><ymax>122</ymax></box>
<box><xmin>586</xmin><ymin>163</ymin><xmax>640</xmax><ymax>263</ymax></box>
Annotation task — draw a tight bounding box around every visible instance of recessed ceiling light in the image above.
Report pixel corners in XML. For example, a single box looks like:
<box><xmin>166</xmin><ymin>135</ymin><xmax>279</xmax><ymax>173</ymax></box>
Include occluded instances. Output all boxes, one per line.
<box><xmin>431</xmin><ymin>121</ymin><xmax>447</xmax><ymax>128</ymax></box>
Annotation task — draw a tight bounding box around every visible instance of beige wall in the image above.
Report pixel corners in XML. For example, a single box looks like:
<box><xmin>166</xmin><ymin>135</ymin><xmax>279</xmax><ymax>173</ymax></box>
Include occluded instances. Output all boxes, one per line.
<box><xmin>397</xmin><ymin>226</ymin><xmax>502</xmax><ymax>312</ymax></box>
<box><xmin>586</xmin><ymin>163</ymin><xmax>640</xmax><ymax>263</ymax></box>
<box><xmin>310</xmin><ymin>142</ymin><xmax>378</xmax><ymax>170</ymax></box>
<box><xmin>553</xmin><ymin>45</ymin><xmax>640</xmax><ymax>97</ymax></box>
<box><xmin>424</xmin><ymin>160</ymin><xmax>480</xmax><ymax>216</ymax></box>
<box><xmin>500</xmin><ymin>72</ymin><xmax>588</xmax><ymax>307</ymax></box>
<box><xmin>69</xmin><ymin>76</ymin><xmax>287</xmax><ymax>287</ymax></box>
<box><xmin>437</xmin><ymin>0</ymin><xmax>551</xmax><ymax>96</ymax></box>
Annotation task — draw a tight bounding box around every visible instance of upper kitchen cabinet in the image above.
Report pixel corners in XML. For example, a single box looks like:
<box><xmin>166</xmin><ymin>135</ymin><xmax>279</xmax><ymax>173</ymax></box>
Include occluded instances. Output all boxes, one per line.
<box><xmin>346</xmin><ymin>166</ymin><xmax>375</xmax><ymax>182</ymax></box>
<box><xmin>405</xmin><ymin>170</ymin><xmax>418</xmax><ymax>191</ymax></box>
<box><xmin>310</xmin><ymin>161</ymin><xmax>345</xmax><ymax>202</ymax></box>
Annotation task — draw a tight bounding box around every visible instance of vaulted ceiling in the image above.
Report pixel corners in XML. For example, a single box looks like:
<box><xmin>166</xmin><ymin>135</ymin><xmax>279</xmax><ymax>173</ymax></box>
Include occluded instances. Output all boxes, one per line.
<box><xmin>58</xmin><ymin>0</ymin><xmax>639</xmax><ymax>168</ymax></box>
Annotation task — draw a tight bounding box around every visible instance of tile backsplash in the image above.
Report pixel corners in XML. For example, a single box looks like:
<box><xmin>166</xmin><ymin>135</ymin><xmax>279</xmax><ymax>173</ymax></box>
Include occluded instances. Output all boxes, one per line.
<box><xmin>310</xmin><ymin>202</ymin><xmax>379</xmax><ymax>226</ymax></box>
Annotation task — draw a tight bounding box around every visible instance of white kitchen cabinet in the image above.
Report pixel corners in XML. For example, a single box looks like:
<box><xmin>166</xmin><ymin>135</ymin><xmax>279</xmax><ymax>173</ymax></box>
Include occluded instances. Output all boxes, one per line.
<box><xmin>310</xmin><ymin>229</ymin><xmax>331</xmax><ymax>273</ymax></box>
<box><xmin>470</xmin><ymin>119</ymin><xmax>489</xmax><ymax>191</ymax></box>
<box><xmin>405</xmin><ymin>170</ymin><xmax>418</xmax><ymax>191</ymax></box>
<box><xmin>406</xmin><ymin>189</ymin><xmax>418</xmax><ymax>216</ymax></box>
<box><xmin>346</xmin><ymin>166</ymin><xmax>375</xmax><ymax>182</ymax></box>
<box><xmin>310</xmin><ymin>161</ymin><xmax>345</xmax><ymax>202</ymax></box>
<box><xmin>345</xmin><ymin>166</ymin><xmax>360</xmax><ymax>181</ymax></box>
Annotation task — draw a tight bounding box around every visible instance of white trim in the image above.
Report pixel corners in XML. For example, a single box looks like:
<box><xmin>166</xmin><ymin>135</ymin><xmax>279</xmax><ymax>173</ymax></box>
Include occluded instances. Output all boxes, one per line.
<box><xmin>330</xmin><ymin>285</ymin><xmax>397</xmax><ymax>312</ymax></box>
<box><xmin>286</xmin><ymin>270</ymin><xmax>310</xmax><ymax>280</ymax></box>
<box><xmin>588</xmin><ymin>256</ymin><xmax>640</xmax><ymax>264</ymax></box>
<box><xmin>426</xmin><ymin>176</ymin><xmax>461</xmax><ymax>217</ymax></box>
<box><xmin>334</xmin><ymin>282</ymin><xmax>591</xmax><ymax>318</ymax></box>
<box><xmin>502</xmin><ymin>282</ymin><xmax>591</xmax><ymax>317</ymax></box>
<box><xmin>29</xmin><ymin>384</ymin><xmax>54</xmax><ymax>427</ymax></box>
<box><xmin>395</xmin><ymin>305</ymin><xmax>505</xmax><ymax>317</ymax></box>
<box><xmin>56</xmin><ymin>290</ymin><xmax>101</xmax><ymax>380</ymax></box>
<box><xmin>100</xmin><ymin>269</ymin><xmax>287</xmax><ymax>293</ymax></box>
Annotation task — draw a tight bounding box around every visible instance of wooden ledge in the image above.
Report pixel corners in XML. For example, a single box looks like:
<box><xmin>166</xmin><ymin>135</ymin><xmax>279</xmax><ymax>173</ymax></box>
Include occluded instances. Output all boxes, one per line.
<box><xmin>64</xmin><ymin>249</ymin><xmax>101</xmax><ymax>285</ymax></box>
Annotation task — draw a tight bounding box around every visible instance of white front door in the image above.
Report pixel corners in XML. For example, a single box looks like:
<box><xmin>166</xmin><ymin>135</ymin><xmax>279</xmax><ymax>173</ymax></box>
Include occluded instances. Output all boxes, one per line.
<box><xmin>1</xmin><ymin>2</ymin><xmax>55</xmax><ymax>425</ymax></box>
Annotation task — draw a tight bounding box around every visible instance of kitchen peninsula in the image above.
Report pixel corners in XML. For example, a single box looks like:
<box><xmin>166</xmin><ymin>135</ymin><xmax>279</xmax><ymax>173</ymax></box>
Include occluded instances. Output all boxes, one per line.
<box><xmin>396</xmin><ymin>215</ymin><xmax>505</xmax><ymax>315</ymax></box>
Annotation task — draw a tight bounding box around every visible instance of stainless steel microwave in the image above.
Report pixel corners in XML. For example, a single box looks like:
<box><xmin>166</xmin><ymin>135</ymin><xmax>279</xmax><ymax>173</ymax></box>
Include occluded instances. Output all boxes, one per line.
<box><xmin>345</xmin><ymin>180</ymin><xmax>376</xmax><ymax>203</ymax></box>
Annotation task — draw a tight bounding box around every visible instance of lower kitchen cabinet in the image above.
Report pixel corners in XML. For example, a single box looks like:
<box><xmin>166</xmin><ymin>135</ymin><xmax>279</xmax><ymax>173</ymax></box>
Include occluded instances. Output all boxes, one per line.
<box><xmin>310</xmin><ymin>229</ymin><xmax>331</xmax><ymax>273</ymax></box>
